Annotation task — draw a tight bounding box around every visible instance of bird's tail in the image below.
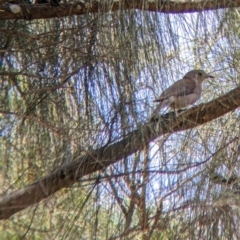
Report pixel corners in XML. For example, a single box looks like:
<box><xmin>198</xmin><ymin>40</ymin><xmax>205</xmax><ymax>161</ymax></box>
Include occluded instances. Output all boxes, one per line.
<box><xmin>149</xmin><ymin>100</ymin><xmax>169</xmax><ymax>121</ymax></box>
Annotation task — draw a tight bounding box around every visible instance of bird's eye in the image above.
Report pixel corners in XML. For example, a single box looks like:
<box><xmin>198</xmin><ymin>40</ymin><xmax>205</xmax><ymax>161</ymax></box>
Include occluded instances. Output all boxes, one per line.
<box><xmin>198</xmin><ymin>72</ymin><xmax>202</xmax><ymax>76</ymax></box>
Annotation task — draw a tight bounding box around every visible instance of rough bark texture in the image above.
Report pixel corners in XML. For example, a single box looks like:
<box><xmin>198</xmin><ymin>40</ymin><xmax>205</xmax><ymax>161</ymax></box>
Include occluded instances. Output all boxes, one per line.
<box><xmin>0</xmin><ymin>0</ymin><xmax>240</xmax><ymax>20</ymax></box>
<box><xmin>0</xmin><ymin>86</ymin><xmax>240</xmax><ymax>220</ymax></box>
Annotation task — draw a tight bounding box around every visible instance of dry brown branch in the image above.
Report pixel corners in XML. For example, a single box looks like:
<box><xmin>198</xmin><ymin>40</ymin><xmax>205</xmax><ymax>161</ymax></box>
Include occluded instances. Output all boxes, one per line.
<box><xmin>0</xmin><ymin>0</ymin><xmax>239</xmax><ymax>20</ymax></box>
<box><xmin>0</xmin><ymin>85</ymin><xmax>240</xmax><ymax>219</ymax></box>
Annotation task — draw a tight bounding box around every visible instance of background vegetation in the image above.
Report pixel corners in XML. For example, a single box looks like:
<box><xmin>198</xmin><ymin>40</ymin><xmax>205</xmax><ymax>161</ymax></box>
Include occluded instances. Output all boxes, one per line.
<box><xmin>1</xmin><ymin>0</ymin><xmax>240</xmax><ymax>239</ymax></box>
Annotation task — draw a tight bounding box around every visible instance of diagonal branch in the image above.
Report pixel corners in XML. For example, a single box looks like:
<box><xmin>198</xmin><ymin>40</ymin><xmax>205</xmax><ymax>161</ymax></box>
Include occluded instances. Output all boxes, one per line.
<box><xmin>1</xmin><ymin>0</ymin><xmax>240</xmax><ymax>20</ymax></box>
<box><xmin>1</xmin><ymin>86</ymin><xmax>240</xmax><ymax>219</ymax></box>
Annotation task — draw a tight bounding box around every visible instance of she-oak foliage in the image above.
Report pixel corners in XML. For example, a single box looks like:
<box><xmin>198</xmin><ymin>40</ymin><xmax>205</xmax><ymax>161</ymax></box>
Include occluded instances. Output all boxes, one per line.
<box><xmin>1</xmin><ymin>0</ymin><xmax>240</xmax><ymax>239</ymax></box>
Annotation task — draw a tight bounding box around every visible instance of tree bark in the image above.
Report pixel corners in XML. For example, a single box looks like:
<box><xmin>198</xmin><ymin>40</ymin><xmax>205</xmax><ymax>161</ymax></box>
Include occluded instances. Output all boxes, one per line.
<box><xmin>0</xmin><ymin>86</ymin><xmax>240</xmax><ymax>219</ymax></box>
<box><xmin>0</xmin><ymin>0</ymin><xmax>240</xmax><ymax>20</ymax></box>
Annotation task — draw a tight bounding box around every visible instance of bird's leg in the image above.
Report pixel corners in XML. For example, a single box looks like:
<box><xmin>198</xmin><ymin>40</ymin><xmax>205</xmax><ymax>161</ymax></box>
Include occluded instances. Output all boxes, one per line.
<box><xmin>177</xmin><ymin>109</ymin><xmax>186</xmax><ymax>114</ymax></box>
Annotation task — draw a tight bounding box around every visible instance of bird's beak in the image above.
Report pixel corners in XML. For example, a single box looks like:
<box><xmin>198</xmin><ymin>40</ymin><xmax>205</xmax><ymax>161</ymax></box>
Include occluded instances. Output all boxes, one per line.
<box><xmin>207</xmin><ymin>74</ymin><xmax>214</xmax><ymax>79</ymax></box>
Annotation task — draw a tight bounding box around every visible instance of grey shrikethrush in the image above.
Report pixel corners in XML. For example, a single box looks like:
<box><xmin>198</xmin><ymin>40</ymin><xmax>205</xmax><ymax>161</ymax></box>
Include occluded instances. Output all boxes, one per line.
<box><xmin>150</xmin><ymin>69</ymin><xmax>214</xmax><ymax>120</ymax></box>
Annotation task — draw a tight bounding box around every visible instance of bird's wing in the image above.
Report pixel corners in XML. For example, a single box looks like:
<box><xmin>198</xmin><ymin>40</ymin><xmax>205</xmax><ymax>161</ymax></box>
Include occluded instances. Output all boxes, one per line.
<box><xmin>154</xmin><ymin>78</ymin><xmax>196</xmax><ymax>102</ymax></box>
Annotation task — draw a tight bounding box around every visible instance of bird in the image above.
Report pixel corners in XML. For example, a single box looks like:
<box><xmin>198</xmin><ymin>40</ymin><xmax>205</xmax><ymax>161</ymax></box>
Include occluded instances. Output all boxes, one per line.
<box><xmin>150</xmin><ymin>69</ymin><xmax>214</xmax><ymax>120</ymax></box>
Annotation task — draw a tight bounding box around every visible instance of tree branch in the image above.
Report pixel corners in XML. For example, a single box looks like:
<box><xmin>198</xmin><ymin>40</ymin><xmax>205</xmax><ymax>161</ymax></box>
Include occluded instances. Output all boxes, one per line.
<box><xmin>0</xmin><ymin>86</ymin><xmax>240</xmax><ymax>219</ymax></box>
<box><xmin>0</xmin><ymin>0</ymin><xmax>240</xmax><ymax>20</ymax></box>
